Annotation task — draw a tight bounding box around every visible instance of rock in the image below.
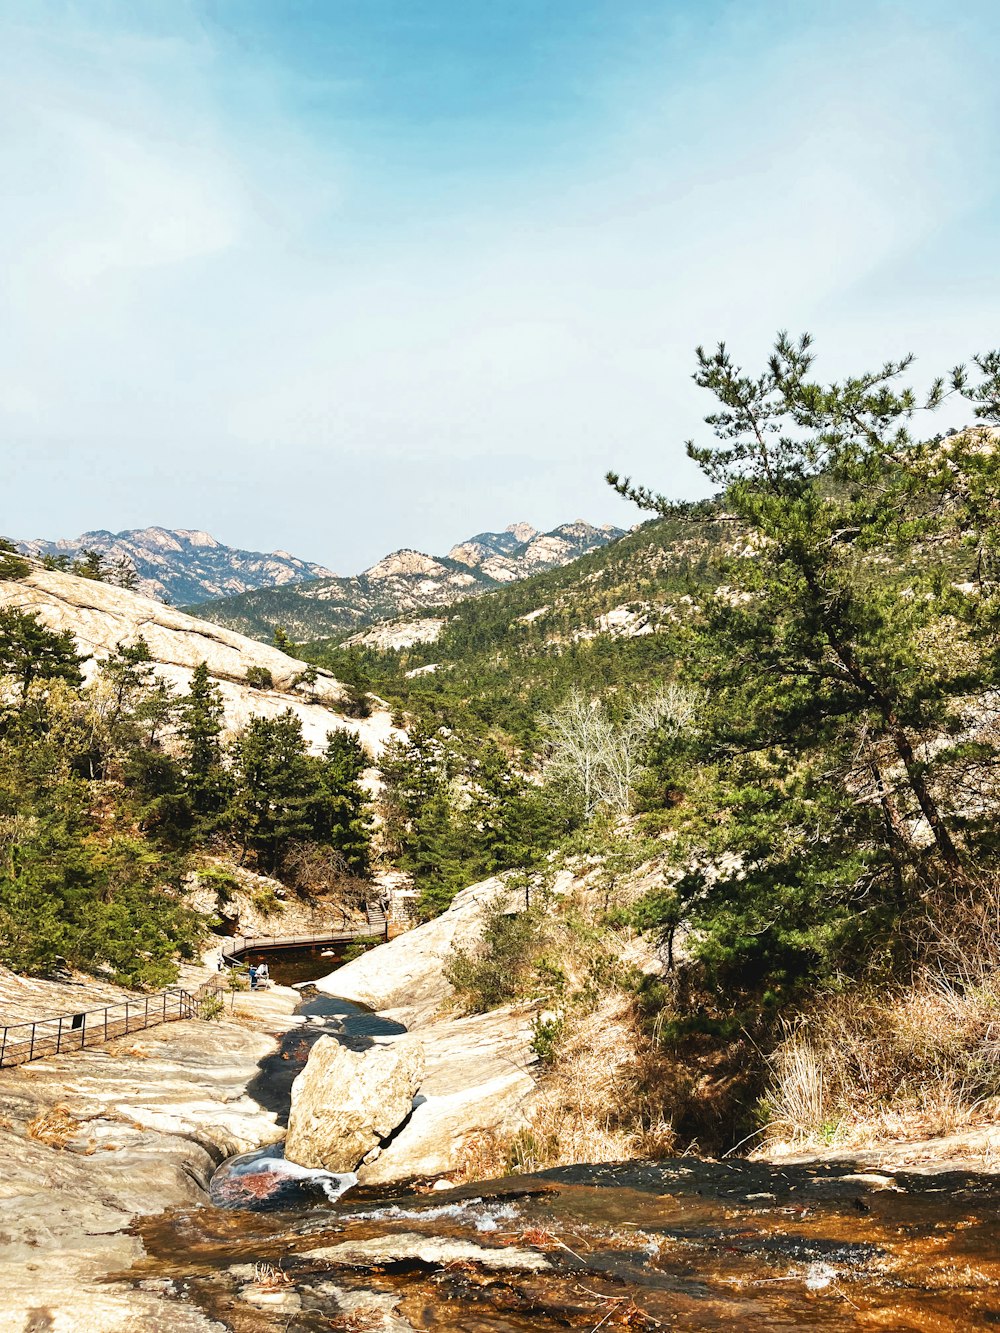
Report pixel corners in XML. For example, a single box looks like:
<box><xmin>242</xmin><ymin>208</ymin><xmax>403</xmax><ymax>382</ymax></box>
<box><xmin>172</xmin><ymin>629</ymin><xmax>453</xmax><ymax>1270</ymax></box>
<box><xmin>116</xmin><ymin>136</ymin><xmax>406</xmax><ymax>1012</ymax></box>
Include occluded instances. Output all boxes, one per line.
<box><xmin>0</xmin><ymin>564</ymin><xmax>400</xmax><ymax>758</ymax></box>
<box><xmin>285</xmin><ymin>1035</ymin><xmax>424</xmax><ymax>1172</ymax></box>
<box><xmin>356</xmin><ymin>1007</ymin><xmax>536</xmax><ymax>1185</ymax></box>
<box><xmin>314</xmin><ymin>875</ymin><xmax>521</xmax><ymax>1023</ymax></box>
<box><xmin>303</xmin><ymin>1233</ymin><xmax>551</xmax><ymax>1272</ymax></box>
<box><xmin>0</xmin><ymin>982</ymin><xmax>302</xmax><ymax>1331</ymax></box>
<box><xmin>17</xmin><ymin>525</ymin><xmax>335</xmax><ymax>605</ymax></box>
<box><xmin>312</xmin><ymin>878</ymin><xmax>539</xmax><ymax>1184</ymax></box>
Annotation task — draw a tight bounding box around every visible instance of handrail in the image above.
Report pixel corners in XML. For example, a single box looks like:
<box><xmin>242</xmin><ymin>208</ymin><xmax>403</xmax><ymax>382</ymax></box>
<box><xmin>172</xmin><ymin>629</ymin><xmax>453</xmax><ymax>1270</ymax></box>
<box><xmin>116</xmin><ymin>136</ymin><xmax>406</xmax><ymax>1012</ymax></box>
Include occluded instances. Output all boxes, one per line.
<box><xmin>220</xmin><ymin>914</ymin><xmax>388</xmax><ymax>967</ymax></box>
<box><xmin>0</xmin><ymin>980</ymin><xmax>224</xmax><ymax>1069</ymax></box>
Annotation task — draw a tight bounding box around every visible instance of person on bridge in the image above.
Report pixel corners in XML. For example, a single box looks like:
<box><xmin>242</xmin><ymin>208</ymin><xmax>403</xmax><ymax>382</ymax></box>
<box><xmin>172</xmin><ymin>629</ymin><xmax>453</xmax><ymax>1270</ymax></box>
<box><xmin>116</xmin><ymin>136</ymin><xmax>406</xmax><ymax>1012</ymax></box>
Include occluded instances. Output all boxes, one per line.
<box><xmin>257</xmin><ymin>962</ymin><xmax>269</xmax><ymax>987</ymax></box>
<box><xmin>248</xmin><ymin>964</ymin><xmax>258</xmax><ymax>990</ymax></box>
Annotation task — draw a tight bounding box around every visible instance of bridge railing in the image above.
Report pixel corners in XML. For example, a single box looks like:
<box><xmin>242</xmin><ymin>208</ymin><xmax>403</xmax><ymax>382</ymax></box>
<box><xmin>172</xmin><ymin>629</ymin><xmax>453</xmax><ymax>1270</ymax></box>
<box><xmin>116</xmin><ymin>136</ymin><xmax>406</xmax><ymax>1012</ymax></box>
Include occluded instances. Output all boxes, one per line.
<box><xmin>220</xmin><ymin>917</ymin><xmax>387</xmax><ymax>966</ymax></box>
<box><xmin>0</xmin><ymin>979</ymin><xmax>224</xmax><ymax>1069</ymax></box>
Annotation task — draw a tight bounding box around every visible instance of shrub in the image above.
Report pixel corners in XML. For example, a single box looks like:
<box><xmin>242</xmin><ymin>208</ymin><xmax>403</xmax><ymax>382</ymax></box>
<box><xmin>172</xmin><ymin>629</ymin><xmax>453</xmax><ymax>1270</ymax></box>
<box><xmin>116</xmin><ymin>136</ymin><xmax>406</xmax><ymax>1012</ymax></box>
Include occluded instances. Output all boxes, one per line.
<box><xmin>444</xmin><ymin>896</ymin><xmax>544</xmax><ymax>1012</ymax></box>
<box><xmin>244</xmin><ymin>666</ymin><xmax>274</xmax><ymax>690</ymax></box>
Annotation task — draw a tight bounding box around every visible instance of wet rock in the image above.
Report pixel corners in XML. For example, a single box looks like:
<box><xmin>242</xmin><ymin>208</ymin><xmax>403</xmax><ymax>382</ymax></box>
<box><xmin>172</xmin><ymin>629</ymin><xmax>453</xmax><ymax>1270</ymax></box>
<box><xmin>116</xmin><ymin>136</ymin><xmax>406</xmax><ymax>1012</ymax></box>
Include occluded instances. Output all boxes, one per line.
<box><xmin>285</xmin><ymin>1034</ymin><xmax>424</xmax><ymax>1172</ymax></box>
<box><xmin>303</xmin><ymin>1232</ymin><xmax>551</xmax><ymax>1272</ymax></box>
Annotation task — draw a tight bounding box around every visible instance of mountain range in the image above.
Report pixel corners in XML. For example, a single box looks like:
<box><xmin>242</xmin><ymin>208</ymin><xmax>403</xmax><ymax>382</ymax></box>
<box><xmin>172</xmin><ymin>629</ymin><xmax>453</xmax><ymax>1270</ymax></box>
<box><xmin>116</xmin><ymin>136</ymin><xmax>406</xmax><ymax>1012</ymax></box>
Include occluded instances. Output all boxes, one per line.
<box><xmin>15</xmin><ymin>521</ymin><xmax>625</xmax><ymax>630</ymax></box>
<box><xmin>16</xmin><ymin>527</ymin><xmax>335</xmax><ymax>606</ymax></box>
<box><xmin>183</xmin><ymin>520</ymin><xmax>625</xmax><ymax>641</ymax></box>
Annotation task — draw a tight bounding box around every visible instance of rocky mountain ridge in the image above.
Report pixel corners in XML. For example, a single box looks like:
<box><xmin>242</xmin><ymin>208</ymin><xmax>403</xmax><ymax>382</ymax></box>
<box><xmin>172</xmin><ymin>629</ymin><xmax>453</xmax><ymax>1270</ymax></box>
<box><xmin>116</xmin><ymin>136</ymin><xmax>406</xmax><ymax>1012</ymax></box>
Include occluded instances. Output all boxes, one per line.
<box><xmin>186</xmin><ymin>519</ymin><xmax>625</xmax><ymax>642</ymax></box>
<box><xmin>16</xmin><ymin>526</ymin><xmax>336</xmax><ymax>606</ymax></box>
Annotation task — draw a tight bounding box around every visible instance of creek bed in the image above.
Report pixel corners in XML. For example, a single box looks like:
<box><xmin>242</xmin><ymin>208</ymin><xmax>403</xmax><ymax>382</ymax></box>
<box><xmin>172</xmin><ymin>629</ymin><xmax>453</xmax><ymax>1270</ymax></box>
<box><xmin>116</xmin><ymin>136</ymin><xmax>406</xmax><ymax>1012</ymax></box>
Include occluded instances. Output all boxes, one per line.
<box><xmin>126</xmin><ymin>979</ymin><xmax>1000</xmax><ymax>1330</ymax></box>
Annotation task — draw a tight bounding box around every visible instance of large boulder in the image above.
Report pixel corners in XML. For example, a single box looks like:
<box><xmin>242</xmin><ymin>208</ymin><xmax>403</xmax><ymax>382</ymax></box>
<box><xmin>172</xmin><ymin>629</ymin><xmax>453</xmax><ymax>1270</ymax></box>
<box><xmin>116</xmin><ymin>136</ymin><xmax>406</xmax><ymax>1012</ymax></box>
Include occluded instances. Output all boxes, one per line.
<box><xmin>314</xmin><ymin>875</ymin><xmax>520</xmax><ymax>1022</ymax></box>
<box><xmin>285</xmin><ymin>1035</ymin><xmax>424</xmax><ymax>1172</ymax></box>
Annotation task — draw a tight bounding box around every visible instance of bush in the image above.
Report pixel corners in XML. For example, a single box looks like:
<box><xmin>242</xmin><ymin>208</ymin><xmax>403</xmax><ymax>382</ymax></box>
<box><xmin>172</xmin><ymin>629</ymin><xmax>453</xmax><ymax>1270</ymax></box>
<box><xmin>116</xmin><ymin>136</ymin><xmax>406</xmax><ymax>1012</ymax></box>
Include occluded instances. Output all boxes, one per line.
<box><xmin>244</xmin><ymin>666</ymin><xmax>274</xmax><ymax>690</ymax></box>
<box><xmin>444</xmin><ymin>896</ymin><xmax>543</xmax><ymax>1012</ymax></box>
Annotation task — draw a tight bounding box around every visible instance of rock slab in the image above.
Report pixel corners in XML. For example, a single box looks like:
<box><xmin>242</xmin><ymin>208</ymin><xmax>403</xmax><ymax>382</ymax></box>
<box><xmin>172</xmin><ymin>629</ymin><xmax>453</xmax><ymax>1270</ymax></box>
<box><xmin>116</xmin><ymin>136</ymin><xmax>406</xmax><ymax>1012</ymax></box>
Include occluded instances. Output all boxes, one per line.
<box><xmin>285</xmin><ymin>1034</ymin><xmax>424</xmax><ymax>1171</ymax></box>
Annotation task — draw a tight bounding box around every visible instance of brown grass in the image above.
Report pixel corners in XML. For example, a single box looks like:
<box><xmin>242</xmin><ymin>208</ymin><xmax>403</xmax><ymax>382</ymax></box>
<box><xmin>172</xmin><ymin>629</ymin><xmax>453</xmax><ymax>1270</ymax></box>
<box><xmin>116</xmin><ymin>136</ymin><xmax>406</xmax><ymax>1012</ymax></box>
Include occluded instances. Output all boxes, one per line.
<box><xmin>26</xmin><ymin>1103</ymin><xmax>82</xmax><ymax>1148</ymax></box>
<box><xmin>761</xmin><ymin>974</ymin><xmax>1000</xmax><ymax>1151</ymax></box>
<box><xmin>458</xmin><ymin>994</ymin><xmax>678</xmax><ymax>1180</ymax></box>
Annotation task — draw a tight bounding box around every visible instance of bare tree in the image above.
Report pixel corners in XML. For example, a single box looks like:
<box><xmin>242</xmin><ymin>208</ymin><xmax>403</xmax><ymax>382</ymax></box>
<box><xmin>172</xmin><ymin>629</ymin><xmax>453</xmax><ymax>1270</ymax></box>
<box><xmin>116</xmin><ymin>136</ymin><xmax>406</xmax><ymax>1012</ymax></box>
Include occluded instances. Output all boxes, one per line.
<box><xmin>542</xmin><ymin>684</ymin><xmax>702</xmax><ymax>817</ymax></box>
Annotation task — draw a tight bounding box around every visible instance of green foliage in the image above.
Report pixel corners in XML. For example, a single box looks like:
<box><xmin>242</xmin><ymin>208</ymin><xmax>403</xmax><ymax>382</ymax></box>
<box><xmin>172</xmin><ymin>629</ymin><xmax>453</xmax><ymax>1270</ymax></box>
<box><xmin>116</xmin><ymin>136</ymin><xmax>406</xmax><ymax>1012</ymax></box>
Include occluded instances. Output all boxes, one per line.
<box><xmin>380</xmin><ymin>728</ymin><xmax>575</xmax><ymax>918</ymax></box>
<box><xmin>0</xmin><ymin>608</ymin><xmax>86</xmax><ymax>701</ymax></box>
<box><xmin>71</xmin><ymin>547</ymin><xmax>107</xmax><ymax>581</ymax></box>
<box><xmin>226</xmin><ymin>711</ymin><xmax>372</xmax><ymax>875</ymax></box>
<box><xmin>0</xmin><ymin>539</ymin><xmax>30</xmax><ymax>581</ymax></box>
<box><xmin>244</xmin><ymin>665</ymin><xmax>274</xmax><ymax>690</ymax></box>
<box><xmin>444</xmin><ymin>895</ymin><xmax>544</xmax><ymax>1012</ymax></box>
<box><xmin>610</xmin><ymin>331</ymin><xmax>1000</xmax><ymax>1009</ymax></box>
<box><xmin>531</xmin><ymin>1010</ymin><xmax>566</xmax><ymax>1063</ymax></box>
<box><xmin>178</xmin><ymin>663</ymin><xmax>228</xmax><ymax>817</ymax></box>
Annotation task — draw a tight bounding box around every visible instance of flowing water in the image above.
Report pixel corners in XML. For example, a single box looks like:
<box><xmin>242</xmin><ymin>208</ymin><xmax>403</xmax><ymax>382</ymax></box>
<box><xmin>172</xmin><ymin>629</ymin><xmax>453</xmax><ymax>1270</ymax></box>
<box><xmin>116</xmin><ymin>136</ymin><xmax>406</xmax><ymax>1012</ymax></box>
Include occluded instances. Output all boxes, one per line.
<box><xmin>127</xmin><ymin>984</ymin><xmax>1000</xmax><ymax>1331</ymax></box>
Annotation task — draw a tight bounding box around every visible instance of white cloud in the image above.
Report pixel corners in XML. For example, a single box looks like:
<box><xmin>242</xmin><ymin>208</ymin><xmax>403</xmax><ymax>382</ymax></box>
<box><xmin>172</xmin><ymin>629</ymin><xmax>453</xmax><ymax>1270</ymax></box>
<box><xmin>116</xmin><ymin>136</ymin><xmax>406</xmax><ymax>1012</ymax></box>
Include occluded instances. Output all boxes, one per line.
<box><xmin>1</xmin><ymin>3</ymin><xmax>997</xmax><ymax>567</ymax></box>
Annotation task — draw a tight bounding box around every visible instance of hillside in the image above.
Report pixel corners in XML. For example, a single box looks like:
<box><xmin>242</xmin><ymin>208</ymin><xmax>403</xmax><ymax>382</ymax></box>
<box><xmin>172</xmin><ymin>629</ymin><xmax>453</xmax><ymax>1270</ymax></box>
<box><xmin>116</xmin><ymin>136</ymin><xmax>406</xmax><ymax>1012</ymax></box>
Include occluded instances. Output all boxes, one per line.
<box><xmin>308</xmin><ymin>514</ymin><xmax>726</xmax><ymax>745</ymax></box>
<box><xmin>185</xmin><ymin>520</ymin><xmax>625</xmax><ymax>640</ymax></box>
<box><xmin>0</xmin><ymin>562</ymin><xmax>395</xmax><ymax>756</ymax></box>
<box><xmin>16</xmin><ymin>527</ymin><xmax>335</xmax><ymax>605</ymax></box>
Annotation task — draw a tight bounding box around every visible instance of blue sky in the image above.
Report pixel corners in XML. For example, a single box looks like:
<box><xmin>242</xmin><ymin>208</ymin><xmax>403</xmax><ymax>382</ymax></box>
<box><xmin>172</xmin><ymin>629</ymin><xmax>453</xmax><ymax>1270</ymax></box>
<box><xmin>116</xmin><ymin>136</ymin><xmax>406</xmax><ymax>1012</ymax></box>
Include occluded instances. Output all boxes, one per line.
<box><xmin>2</xmin><ymin>0</ymin><xmax>999</xmax><ymax>571</ymax></box>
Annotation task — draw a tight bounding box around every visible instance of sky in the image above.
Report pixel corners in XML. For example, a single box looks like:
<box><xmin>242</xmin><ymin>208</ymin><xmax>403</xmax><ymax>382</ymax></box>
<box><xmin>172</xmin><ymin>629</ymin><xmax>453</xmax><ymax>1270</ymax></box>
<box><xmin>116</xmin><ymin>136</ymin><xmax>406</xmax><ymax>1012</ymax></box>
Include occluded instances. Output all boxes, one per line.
<box><xmin>2</xmin><ymin>0</ymin><xmax>999</xmax><ymax>573</ymax></box>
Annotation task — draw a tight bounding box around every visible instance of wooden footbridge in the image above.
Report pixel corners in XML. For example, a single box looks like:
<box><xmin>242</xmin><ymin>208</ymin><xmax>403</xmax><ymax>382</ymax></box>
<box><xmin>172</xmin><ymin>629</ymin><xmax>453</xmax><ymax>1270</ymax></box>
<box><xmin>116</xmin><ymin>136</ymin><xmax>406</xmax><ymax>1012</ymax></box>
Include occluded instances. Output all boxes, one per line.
<box><xmin>219</xmin><ymin>904</ymin><xmax>388</xmax><ymax>967</ymax></box>
<box><xmin>0</xmin><ymin>906</ymin><xmax>389</xmax><ymax>1069</ymax></box>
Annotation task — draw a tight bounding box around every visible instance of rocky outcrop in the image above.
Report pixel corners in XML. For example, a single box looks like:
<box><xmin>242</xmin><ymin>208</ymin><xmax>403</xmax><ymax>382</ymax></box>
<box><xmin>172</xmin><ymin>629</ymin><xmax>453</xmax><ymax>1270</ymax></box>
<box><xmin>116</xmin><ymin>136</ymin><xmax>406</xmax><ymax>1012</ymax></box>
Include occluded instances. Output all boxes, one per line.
<box><xmin>0</xmin><ymin>564</ymin><xmax>399</xmax><ymax>756</ymax></box>
<box><xmin>285</xmin><ymin>1034</ymin><xmax>425</xmax><ymax>1171</ymax></box>
<box><xmin>311</xmin><ymin>877</ymin><xmax>539</xmax><ymax>1184</ymax></box>
<box><xmin>342</xmin><ymin>616</ymin><xmax>446</xmax><ymax>652</ymax></box>
<box><xmin>17</xmin><ymin>525</ymin><xmax>335</xmax><ymax>604</ymax></box>
<box><xmin>0</xmin><ymin>982</ymin><xmax>302</xmax><ymax>1332</ymax></box>
<box><xmin>316</xmin><ymin>876</ymin><xmax>517</xmax><ymax>1023</ymax></box>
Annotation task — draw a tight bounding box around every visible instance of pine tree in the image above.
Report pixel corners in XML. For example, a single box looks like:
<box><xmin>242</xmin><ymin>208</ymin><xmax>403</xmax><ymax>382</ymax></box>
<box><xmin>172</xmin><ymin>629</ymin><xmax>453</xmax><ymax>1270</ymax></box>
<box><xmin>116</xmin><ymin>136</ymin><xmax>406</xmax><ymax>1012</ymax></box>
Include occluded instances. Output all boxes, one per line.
<box><xmin>0</xmin><ymin>608</ymin><xmax>86</xmax><ymax>701</ymax></box>
<box><xmin>179</xmin><ymin>662</ymin><xmax>227</xmax><ymax>815</ymax></box>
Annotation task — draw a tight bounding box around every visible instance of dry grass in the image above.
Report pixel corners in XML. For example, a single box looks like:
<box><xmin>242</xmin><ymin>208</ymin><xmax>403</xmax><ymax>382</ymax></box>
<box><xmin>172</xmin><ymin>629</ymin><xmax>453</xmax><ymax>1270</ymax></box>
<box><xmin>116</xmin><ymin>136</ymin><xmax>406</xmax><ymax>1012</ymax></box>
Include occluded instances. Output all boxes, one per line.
<box><xmin>26</xmin><ymin>1103</ymin><xmax>83</xmax><ymax>1148</ymax></box>
<box><xmin>458</xmin><ymin>993</ymin><xmax>678</xmax><ymax>1180</ymax></box>
<box><xmin>251</xmin><ymin>1262</ymin><xmax>291</xmax><ymax>1291</ymax></box>
<box><xmin>761</xmin><ymin>975</ymin><xmax>1000</xmax><ymax>1151</ymax></box>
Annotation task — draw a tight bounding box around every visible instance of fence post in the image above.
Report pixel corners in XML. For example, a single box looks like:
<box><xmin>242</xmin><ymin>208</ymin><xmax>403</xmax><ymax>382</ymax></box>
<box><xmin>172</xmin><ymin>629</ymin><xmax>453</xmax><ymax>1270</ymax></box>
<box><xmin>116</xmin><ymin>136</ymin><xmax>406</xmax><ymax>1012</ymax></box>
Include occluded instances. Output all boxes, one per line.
<box><xmin>29</xmin><ymin>1023</ymin><xmax>35</xmax><ymax>1063</ymax></box>
<box><xmin>56</xmin><ymin>1016</ymin><xmax>63</xmax><ymax>1055</ymax></box>
<box><xmin>80</xmin><ymin>1012</ymin><xmax>86</xmax><ymax>1050</ymax></box>
<box><xmin>0</xmin><ymin>1026</ymin><xmax>6</xmax><ymax>1066</ymax></box>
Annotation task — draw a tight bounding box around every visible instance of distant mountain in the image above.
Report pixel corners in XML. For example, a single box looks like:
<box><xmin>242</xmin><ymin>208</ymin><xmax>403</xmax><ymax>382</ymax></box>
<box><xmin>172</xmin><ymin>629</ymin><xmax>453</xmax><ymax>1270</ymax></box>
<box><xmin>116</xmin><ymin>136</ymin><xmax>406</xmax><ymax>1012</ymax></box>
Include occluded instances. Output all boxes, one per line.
<box><xmin>185</xmin><ymin>520</ymin><xmax>626</xmax><ymax>641</ymax></box>
<box><xmin>16</xmin><ymin>527</ymin><xmax>335</xmax><ymax>606</ymax></box>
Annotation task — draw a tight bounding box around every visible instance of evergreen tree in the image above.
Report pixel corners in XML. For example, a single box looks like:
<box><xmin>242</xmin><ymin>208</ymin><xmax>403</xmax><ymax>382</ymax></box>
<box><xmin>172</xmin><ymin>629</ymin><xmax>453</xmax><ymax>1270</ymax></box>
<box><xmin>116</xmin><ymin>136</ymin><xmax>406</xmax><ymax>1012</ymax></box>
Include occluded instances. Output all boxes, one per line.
<box><xmin>228</xmin><ymin>710</ymin><xmax>319</xmax><ymax>869</ymax></box>
<box><xmin>72</xmin><ymin>548</ymin><xmax>108</xmax><ymax>581</ymax></box>
<box><xmin>0</xmin><ymin>608</ymin><xmax>86</xmax><ymax>701</ymax></box>
<box><xmin>609</xmin><ymin>332</ymin><xmax>1000</xmax><ymax>998</ymax></box>
<box><xmin>178</xmin><ymin>662</ymin><xmax>227</xmax><ymax>815</ymax></box>
<box><xmin>319</xmin><ymin>729</ymin><xmax>371</xmax><ymax>874</ymax></box>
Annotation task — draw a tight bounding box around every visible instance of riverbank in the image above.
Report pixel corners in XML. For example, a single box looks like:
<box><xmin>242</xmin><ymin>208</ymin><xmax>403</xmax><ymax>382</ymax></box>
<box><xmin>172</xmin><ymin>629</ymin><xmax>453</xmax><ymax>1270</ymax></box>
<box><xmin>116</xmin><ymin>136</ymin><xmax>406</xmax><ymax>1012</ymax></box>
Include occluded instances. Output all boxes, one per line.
<box><xmin>0</xmin><ymin>971</ymin><xmax>301</xmax><ymax>1333</ymax></box>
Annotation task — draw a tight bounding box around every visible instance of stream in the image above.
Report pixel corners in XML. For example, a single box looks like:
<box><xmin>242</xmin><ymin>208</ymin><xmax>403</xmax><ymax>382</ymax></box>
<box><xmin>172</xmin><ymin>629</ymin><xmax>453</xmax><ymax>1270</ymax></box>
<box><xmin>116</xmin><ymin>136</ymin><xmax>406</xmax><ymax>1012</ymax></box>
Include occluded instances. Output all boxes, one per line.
<box><xmin>126</xmin><ymin>984</ymin><xmax>1000</xmax><ymax>1331</ymax></box>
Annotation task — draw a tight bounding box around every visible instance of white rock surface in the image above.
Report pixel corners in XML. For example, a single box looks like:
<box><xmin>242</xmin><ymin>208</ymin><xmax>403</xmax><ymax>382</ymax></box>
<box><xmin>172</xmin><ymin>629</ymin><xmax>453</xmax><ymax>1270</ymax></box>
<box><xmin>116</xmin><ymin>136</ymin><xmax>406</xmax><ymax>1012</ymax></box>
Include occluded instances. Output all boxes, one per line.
<box><xmin>0</xmin><ymin>983</ymin><xmax>301</xmax><ymax>1332</ymax></box>
<box><xmin>314</xmin><ymin>877</ymin><xmax>539</xmax><ymax>1183</ymax></box>
<box><xmin>285</xmin><ymin>1034</ymin><xmax>425</xmax><ymax>1171</ymax></box>
<box><xmin>0</xmin><ymin>565</ymin><xmax>399</xmax><ymax>756</ymax></box>
<box><xmin>314</xmin><ymin>876</ymin><xmax>522</xmax><ymax>1023</ymax></box>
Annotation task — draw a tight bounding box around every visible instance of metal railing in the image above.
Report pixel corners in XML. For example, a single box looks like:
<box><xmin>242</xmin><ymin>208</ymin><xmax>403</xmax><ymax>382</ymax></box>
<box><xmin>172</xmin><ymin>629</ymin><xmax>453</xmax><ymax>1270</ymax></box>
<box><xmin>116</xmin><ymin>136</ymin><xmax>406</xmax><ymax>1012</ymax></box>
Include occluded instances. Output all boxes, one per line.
<box><xmin>0</xmin><ymin>979</ymin><xmax>224</xmax><ymax>1069</ymax></box>
<box><xmin>220</xmin><ymin>917</ymin><xmax>387</xmax><ymax>967</ymax></box>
